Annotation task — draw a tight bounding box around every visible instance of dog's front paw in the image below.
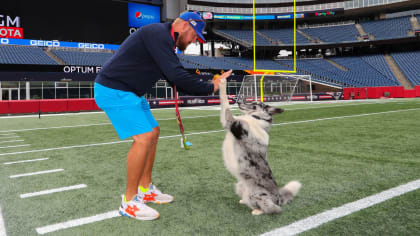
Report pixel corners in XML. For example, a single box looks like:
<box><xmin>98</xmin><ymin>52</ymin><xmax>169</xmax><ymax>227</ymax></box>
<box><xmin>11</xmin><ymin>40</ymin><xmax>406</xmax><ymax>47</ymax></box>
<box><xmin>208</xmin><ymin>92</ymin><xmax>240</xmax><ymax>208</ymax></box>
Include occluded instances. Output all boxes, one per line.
<box><xmin>252</xmin><ymin>209</ymin><xmax>264</xmax><ymax>215</ymax></box>
<box><xmin>239</xmin><ymin>199</ymin><xmax>245</xmax><ymax>204</ymax></box>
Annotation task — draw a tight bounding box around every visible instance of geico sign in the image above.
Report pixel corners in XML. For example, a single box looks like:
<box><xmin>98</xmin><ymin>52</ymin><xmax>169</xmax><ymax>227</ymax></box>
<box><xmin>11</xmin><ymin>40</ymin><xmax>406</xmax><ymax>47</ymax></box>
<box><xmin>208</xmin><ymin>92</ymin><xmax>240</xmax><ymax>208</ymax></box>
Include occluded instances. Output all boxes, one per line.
<box><xmin>0</xmin><ymin>38</ymin><xmax>9</xmax><ymax>44</ymax></box>
<box><xmin>0</xmin><ymin>27</ymin><xmax>23</xmax><ymax>39</ymax></box>
<box><xmin>30</xmin><ymin>40</ymin><xmax>60</xmax><ymax>47</ymax></box>
<box><xmin>78</xmin><ymin>43</ymin><xmax>104</xmax><ymax>49</ymax></box>
<box><xmin>0</xmin><ymin>15</ymin><xmax>21</xmax><ymax>27</ymax></box>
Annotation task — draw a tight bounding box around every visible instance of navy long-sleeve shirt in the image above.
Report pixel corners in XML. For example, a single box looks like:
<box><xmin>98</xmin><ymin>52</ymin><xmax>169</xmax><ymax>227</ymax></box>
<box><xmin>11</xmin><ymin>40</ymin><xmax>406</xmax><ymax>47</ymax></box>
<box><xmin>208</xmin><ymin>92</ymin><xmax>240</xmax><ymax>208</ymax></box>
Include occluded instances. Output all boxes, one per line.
<box><xmin>95</xmin><ymin>22</ymin><xmax>214</xmax><ymax>97</ymax></box>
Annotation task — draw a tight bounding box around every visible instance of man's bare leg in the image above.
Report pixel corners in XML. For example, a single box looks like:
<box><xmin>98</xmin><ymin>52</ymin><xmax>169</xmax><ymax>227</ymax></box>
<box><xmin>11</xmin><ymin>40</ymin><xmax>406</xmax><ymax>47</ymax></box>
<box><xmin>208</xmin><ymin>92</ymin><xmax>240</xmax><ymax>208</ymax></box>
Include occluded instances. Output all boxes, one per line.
<box><xmin>138</xmin><ymin>126</ymin><xmax>160</xmax><ymax>189</ymax></box>
<box><xmin>125</xmin><ymin>131</ymin><xmax>155</xmax><ymax>201</ymax></box>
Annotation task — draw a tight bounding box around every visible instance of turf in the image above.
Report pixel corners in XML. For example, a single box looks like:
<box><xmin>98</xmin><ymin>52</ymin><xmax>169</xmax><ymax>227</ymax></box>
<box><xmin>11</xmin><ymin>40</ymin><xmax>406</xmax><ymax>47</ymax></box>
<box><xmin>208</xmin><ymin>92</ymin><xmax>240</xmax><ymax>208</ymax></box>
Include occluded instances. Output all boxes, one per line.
<box><xmin>0</xmin><ymin>98</ymin><xmax>419</xmax><ymax>235</ymax></box>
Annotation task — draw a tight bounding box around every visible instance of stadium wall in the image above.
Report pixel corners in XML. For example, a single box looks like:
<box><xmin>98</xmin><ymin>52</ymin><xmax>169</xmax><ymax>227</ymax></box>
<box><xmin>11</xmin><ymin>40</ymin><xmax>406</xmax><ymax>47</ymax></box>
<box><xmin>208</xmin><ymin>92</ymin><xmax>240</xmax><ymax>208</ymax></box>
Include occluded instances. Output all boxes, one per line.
<box><xmin>343</xmin><ymin>86</ymin><xmax>420</xmax><ymax>99</ymax></box>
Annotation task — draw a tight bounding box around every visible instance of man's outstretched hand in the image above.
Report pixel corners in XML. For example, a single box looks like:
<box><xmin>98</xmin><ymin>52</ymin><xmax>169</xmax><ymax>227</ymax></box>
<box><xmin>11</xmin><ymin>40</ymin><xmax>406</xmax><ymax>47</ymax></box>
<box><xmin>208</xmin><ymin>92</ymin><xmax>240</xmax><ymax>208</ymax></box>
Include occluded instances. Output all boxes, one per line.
<box><xmin>212</xmin><ymin>70</ymin><xmax>232</xmax><ymax>93</ymax></box>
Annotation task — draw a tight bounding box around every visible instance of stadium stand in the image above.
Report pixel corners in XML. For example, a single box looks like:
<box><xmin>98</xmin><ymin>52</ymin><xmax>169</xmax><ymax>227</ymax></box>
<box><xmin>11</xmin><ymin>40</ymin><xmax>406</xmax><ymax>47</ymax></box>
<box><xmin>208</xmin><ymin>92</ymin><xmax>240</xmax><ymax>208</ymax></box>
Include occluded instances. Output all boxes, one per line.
<box><xmin>258</xmin><ymin>29</ymin><xmax>310</xmax><ymax>45</ymax></box>
<box><xmin>215</xmin><ymin>29</ymin><xmax>273</xmax><ymax>46</ymax></box>
<box><xmin>329</xmin><ymin>56</ymin><xmax>401</xmax><ymax>86</ymax></box>
<box><xmin>179</xmin><ymin>55</ymin><xmax>292</xmax><ymax>71</ymax></box>
<box><xmin>0</xmin><ymin>45</ymin><xmax>58</xmax><ymax>65</ymax></box>
<box><xmin>179</xmin><ymin>54</ymin><xmax>242</xmax><ymax>70</ymax></box>
<box><xmin>276</xmin><ymin>56</ymin><xmax>401</xmax><ymax>87</ymax></box>
<box><xmin>50</xmin><ymin>49</ymin><xmax>113</xmax><ymax>66</ymax></box>
<box><xmin>391</xmin><ymin>51</ymin><xmax>420</xmax><ymax>85</ymax></box>
<box><xmin>360</xmin><ymin>16</ymin><xmax>413</xmax><ymax>40</ymax></box>
<box><xmin>300</xmin><ymin>24</ymin><xmax>360</xmax><ymax>43</ymax></box>
<box><xmin>360</xmin><ymin>54</ymin><xmax>400</xmax><ymax>85</ymax></box>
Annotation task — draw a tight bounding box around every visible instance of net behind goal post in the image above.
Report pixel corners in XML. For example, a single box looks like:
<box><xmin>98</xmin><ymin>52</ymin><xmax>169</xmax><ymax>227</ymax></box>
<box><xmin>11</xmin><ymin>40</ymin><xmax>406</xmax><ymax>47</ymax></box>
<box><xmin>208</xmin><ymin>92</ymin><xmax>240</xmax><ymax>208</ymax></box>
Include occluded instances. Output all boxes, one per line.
<box><xmin>237</xmin><ymin>74</ymin><xmax>312</xmax><ymax>103</ymax></box>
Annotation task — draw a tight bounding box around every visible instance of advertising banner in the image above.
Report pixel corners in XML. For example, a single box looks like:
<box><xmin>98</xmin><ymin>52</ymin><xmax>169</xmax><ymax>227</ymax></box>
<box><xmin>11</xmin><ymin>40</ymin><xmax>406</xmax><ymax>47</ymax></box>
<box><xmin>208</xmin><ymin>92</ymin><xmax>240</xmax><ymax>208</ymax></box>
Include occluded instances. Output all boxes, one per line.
<box><xmin>128</xmin><ymin>3</ymin><xmax>161</xmax><ymax>28</ymax></box>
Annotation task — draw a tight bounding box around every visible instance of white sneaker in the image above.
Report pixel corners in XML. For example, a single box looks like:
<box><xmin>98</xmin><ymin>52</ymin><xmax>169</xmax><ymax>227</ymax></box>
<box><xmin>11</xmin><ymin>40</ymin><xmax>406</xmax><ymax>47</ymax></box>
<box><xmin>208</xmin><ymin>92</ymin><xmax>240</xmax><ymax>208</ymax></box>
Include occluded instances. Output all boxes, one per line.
<box><xmin>140</xmin><ymin>184</ymin><xmax>174</xmax><ymax>204</ymax></box>
<box><xmin>119</xmin><ymin>194</ymin><xmax>160</xmax><ymax>220</ymax></box>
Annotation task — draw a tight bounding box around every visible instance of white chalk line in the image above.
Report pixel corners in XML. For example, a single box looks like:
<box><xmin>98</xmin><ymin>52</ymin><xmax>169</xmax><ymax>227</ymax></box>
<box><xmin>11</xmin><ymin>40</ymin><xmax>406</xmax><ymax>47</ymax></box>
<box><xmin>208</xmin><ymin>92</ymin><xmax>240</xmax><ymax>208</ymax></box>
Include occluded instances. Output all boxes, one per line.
<box><xmin>273</xmin><ymin>108</ymin><xmax>420</xmax><ymax>126</ymax></box>
<box><xmin>20</xmin><ymin>184</ymin><xmax>87</xmax><ymax>199</ymax></box>
<box><xmin>9</xmin><ymin>169</ymin><xmax>64</xmax><ymax>179</ymax></box>
<box><xmin>0</xmin><ymin>140</ymin><xmax>24</xmax><ymax>144</ymax></box>
<box><xmin>261</xmin><ymin>178</ymin><xmax>420</xmax><ymax>236</ymax></box>
<box><xmin>35</xmin><ymin>211</ymin><xmax>120</xmax><ymax>235</ymax></box>
<box><xmin>0</xmin><ymin>133</ymin><xmax>15</xmax><ymax>136</ymax></box>
<box><xmin>3</xmin><ymin>158</ymin><xmax>49</xmax><ymax>165</ymax></box>
<box><xmin>0</xmin><ymin>131</ymin><xmax>223</xmax><ymax>157</ymax></box>
<box><xmin>0</xmin><ymin>123</ymin><xmax>111</xmax><ymax>133</ymax></box>
<box><xmin>0</xmin><ymin>141</ymin><xmax>130</xmax><ymax>157</ymax></box>
<box><xmin>0</xmin><ymin>115</ymin><xmax>219</xmax><ymax>133</ymax></box>
<box><xmin>0</xmin><ymin>204</ymin><xmax>6</xmax><ymax>236</ymax></box>
<box><xmin>1</xmin><ymin>108</ymin><xmax>419</xmax><ymax>158</ymax></box>
<box><xmin>0</xmin><ymin>144</ymin><xmax>30</xmax><ymax>149</ymax></box>
<box><xmin>0</xmin><ymin>136</ymin><xmax>20</xmax><ymax>140</ymax></box>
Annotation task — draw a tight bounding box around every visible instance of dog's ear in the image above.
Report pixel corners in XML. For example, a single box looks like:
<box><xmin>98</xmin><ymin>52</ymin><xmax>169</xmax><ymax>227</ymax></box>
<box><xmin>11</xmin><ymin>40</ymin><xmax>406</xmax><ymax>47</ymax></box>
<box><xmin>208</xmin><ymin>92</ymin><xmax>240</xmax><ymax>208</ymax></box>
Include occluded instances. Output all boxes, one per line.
<box><xmin>269</xmin><ymin>107</ymin><xmax>284</xmax><ymax>115</ymax></box>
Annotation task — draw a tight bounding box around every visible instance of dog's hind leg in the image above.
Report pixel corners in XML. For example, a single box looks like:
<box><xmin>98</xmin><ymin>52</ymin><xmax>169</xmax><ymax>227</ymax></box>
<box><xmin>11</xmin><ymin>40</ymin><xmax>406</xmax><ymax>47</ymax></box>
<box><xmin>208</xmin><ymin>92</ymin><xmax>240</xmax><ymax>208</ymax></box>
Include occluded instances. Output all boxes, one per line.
<box><xmin>249</xmin><ymin>193</ymin><xmax>282</xmax><ymax>215</ymax></box>
<box><xmin>235</xmin><ymin>181</ymin><xmax>246</xmax><ymax>204</ymax></box>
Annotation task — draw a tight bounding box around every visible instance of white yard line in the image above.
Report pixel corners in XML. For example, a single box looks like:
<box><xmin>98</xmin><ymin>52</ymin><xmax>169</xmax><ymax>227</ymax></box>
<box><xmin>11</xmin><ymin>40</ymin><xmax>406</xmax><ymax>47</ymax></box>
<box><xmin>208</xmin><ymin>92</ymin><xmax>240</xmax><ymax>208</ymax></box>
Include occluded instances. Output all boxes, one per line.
<box><xmin>0</xmin><ymin>205</ymin><xmax>6</xmax><ymax>236</ymax></box>
<box><xmin>9</xmin><ymin>169</ymin><xmax>64</xmax><ymax>178</ymax></box>
<box><xmin>0</xmin><ymin>115</ymin><xmax>220</xmax><ymax>133</ymax></box>
<box><xmin>0</xmin><ymin>144</ymin><xmax>30</xmax><ymax>149</ymax></box>
<box><xmin>20</xmin><ymin>184</ymin><xmax>87</xmax><ymax>199</ymax></box>
<box><xmin>0</xmin><ymin>140</ymin><xmax>24</xmax><ymax>144</ymax></box>
<box><xmin>1</xmin><ymin>108</ymin><xmax>419</xmax><ymax>157</ymax></box>
<box><xmin>0</xmin><ymin>141</ymin><xmax>130</xmax><ymax>157</ymax></box>
<box><xmin>0</xmin><ymin>123</ymin><xmax>111</xmax><ymax>133</ymax></box>
<box><xmin>0</xmin><ymin>134</ymin><xmax>15</xmax><ymax>136</ymax></box>
<box><xmin>261</xmin><ymin>179</ymin><xmax>420</xmax><ymax>236</ymax></box>
<box><xmin>3</xmin><ymin>158</ymin><xmax>49</xmax><ymax>165</ymax></box>
<box><xmin>273</xmin><ymin>108</ymin><xmax>420</xmax><ymax>127</ymax></box>
<box><xmin>0</xmin><ymin>136</ymin><xmax>20</xmax><ymax>140</ymax></box>
<box><xmin>35</xmin><ymin>211</ymin><xmax>120</xmax><ymax>235</ymax></box>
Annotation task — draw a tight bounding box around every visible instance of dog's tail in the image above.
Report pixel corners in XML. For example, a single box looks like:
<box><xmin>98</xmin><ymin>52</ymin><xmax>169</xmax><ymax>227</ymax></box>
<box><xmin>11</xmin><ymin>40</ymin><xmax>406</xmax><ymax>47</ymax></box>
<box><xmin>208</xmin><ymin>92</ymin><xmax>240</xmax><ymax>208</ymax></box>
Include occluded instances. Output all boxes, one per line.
<box><xmin>279</xmin><ymin>180</ymin><xmax>302</xmax><ymax>204</ymax></box>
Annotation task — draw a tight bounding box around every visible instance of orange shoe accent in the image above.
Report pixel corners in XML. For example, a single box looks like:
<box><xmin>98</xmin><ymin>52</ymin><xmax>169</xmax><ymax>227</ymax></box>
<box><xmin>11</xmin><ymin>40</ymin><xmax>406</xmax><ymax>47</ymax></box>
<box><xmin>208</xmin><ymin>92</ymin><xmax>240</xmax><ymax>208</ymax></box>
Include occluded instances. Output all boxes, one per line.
<box><xmin>125</xmin><ymin>205</ymin><xmax>140</xmax><ymax>217</ymax></box>
<box><xmin>143</xmin><ymin>192</ymin><xmax>157</xmax><ymax>203</ymax></box>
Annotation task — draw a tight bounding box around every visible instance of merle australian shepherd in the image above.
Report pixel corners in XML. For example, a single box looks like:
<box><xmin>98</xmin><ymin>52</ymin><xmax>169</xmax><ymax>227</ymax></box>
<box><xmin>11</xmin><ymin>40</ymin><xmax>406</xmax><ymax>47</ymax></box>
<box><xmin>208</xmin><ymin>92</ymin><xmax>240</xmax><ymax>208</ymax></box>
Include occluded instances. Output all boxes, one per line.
<box><xmin>219</xmin><ymin>79</ymin><xmax>301</xmax><ymax>215</ymax></box>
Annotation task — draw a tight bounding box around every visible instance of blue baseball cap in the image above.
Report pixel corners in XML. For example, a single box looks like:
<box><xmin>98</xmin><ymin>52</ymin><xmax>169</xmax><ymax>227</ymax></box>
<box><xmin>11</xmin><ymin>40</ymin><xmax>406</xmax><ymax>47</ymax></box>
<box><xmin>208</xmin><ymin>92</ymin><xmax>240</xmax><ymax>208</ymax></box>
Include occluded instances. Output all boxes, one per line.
<box><xmin>179</xmin><ymin>12</ymin><xmax>206</xmax><ymax>43</ymax></box>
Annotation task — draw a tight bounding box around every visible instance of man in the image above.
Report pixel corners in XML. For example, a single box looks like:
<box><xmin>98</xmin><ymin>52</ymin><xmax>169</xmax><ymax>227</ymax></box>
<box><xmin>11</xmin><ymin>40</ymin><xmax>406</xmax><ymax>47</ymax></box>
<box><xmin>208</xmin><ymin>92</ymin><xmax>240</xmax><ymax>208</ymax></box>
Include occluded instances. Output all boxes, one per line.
<box><xmin>94</xmin><ymin>12</ymin><xmax>232</xmax><ymax>221</ymax></box>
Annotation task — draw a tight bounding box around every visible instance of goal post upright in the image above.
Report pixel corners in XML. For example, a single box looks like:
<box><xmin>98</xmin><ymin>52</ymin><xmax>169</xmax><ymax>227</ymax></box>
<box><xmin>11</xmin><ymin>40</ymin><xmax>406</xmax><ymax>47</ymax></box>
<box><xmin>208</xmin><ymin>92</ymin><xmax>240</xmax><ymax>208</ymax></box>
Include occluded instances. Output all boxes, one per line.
<box><xmin>252</xmin><ymin>0</ymin><xmax>296</xmax><ymax>74</ymax></box>
<box><xmin>252</xmin><ymin>0</ymin><xmax>298</xmax><ymax>101</ymax></box>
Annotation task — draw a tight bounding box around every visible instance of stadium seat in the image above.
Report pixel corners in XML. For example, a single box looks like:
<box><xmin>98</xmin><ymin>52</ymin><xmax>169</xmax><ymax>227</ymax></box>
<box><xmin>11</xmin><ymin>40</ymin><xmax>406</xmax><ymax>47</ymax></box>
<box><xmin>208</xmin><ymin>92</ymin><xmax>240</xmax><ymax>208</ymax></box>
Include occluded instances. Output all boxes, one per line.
<box><xmin>0</xmin><ymin>45</ymin><xmax>58</xmax><ymax>65</ymax></box>
<box><xmin>361</xmin><ymin>16</ymin><xmax>413</xmax><ymax>40</ymax></box>
<box><xmin>50</xmin><ymin>49</ymin><xmax>113</xmax><ymax>66</ymax></box>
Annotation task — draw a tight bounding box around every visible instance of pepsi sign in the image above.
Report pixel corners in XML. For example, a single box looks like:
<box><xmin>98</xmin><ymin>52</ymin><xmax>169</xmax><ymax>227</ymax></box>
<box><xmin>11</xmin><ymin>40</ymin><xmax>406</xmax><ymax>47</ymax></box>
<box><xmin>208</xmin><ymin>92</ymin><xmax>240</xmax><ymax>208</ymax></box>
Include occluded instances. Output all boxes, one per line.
<box><xmin>128</xmin><ymin>3</ymin><xmax>161</xmax><ymax>28</ymax></box>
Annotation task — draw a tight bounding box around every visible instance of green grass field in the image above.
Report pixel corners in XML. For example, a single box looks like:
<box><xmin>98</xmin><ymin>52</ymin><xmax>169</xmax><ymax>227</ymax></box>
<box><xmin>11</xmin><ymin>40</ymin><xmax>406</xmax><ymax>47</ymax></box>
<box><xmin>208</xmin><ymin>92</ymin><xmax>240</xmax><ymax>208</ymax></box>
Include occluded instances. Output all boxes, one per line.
<box><xmin>1</xmin><ymin>99</ymin><xmax>420</xmax><ymax>236</ymax></box>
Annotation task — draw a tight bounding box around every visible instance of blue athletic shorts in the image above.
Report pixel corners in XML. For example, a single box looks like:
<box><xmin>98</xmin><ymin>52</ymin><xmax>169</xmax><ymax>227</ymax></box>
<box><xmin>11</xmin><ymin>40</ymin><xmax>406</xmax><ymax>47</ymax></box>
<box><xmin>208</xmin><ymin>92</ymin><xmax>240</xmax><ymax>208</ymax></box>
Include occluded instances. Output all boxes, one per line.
<box><xmin>94</xmin><ymin>82</ymin><xmax>159</xmax><ymax>140</ymax></box>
